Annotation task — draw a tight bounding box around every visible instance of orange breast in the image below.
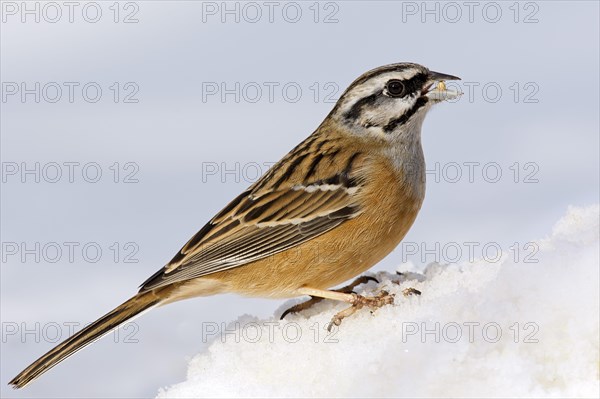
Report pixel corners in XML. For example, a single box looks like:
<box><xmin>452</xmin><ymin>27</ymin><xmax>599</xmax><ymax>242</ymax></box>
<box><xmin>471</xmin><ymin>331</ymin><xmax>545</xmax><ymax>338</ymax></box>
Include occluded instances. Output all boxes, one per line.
<box><xmin>209</xmin><ymin>154</ymin><xmax>424</xmax><ymax>298</ymax></box>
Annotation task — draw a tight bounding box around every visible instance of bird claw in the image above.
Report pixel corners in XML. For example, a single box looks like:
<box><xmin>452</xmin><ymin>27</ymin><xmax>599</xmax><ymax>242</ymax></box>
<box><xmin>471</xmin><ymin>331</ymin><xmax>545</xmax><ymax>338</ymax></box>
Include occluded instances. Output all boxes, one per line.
<box><xmin>338</xmin><ymin>275</ymin><xmax>379</xmax><ymax>293</ymax></box>
<box><xmin>402</xmin><ymin>287</ymin><xmax>421</xmax><ymax>296</ymax></box>
<box><xmin>280</xmin><ymin>296</ymin><xmax>324</xmax><ymax>320</ymax></box>
<box><xmin>281</xmin><ymin>274</ymin><xmax>396</xmax><ymax>331</ymax></box>
<box><xmin>280</xmin><ymin>275</ymin><xmax>379</xmax><ymax>319</ymax></box>
<box><xmin>393</xmin><ymin>273</ymin><xmax>422</xmax><ymax>297</ymax></box>
<box><xmin>327</xmin><ymin>290</ymin><xmax>395</xmax><ymax>331</ymax></box>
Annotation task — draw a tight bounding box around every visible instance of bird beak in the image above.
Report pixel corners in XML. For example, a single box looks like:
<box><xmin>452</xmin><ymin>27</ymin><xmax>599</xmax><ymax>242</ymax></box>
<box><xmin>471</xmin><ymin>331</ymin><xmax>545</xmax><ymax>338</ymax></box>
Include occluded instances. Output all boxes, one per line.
<box><xmin>428</xmin><ymin>70</ymin><xmax>461</xmax><ymax>82</ymax></box>
<box><xmin>425</xmin><ymin>70</ymin><xmax>462</xmax><ymax>102</ymax></box>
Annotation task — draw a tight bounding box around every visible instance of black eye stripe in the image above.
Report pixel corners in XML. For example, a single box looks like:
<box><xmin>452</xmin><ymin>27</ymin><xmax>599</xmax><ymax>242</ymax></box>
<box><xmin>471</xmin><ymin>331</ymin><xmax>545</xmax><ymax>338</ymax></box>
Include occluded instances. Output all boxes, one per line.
<box><xmin>388</xmin><ymin>73</ymin><xmax>428</xmax><ymax>97</ymax></box>
<box><xmin>341</xmin><ymin>72</ymin><xmax>428</xmax><ymax>123</ymax></box>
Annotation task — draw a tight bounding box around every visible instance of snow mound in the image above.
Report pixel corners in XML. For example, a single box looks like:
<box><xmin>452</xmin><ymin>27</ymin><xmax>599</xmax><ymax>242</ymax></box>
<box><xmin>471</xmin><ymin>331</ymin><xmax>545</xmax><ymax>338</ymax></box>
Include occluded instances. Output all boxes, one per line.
<box><xmin>158</xmin><ymin>205</ymin><xmax>599</xmax><ymax>398</ymax></box>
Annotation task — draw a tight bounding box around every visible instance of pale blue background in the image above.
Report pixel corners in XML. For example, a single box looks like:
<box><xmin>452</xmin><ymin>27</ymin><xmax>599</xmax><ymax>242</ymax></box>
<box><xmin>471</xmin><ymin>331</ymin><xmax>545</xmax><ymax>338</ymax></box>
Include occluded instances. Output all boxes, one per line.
<box><xmin>1</xmin><ymin>1</ymin><xmax>598</xmax><ymax>397</ymax></box>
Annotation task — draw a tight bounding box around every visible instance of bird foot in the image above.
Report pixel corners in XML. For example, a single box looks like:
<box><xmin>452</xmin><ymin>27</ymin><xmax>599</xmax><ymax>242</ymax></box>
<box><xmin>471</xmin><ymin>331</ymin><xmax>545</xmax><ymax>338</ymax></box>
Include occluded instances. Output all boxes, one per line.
<box><xmin>280</xmin><ymin>275</ymin><xmax>379</xmax><ymax>320</ymax></box>
<box><xmin>327</xmin><ymin>290</ymin><xmax>395</xmax><ymax>331</ymax></box>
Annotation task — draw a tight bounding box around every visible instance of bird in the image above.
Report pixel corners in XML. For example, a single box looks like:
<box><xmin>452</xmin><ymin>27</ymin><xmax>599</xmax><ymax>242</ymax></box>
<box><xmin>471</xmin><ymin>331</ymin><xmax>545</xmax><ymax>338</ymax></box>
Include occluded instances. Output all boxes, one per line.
<box><xmin>9</xmin><ymin>62</ymin><xmax>461</xmax><ymax>388</ymax></box>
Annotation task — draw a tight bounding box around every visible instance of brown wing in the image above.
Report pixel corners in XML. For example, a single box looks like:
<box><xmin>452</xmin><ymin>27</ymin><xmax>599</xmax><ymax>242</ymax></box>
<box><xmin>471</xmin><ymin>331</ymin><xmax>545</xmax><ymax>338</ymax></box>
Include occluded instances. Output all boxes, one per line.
<box><xmin>139</xmin><ymin>134</ymin><xmax>366</xmax><ymax>292</ymax></box>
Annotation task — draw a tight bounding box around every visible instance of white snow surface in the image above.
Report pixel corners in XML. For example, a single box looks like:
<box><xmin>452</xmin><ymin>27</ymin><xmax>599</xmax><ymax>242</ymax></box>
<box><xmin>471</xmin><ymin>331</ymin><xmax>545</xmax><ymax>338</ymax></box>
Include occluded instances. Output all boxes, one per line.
<box><xmin>157</xmin><ymin>205</ymin><xmax>600</xmax><ymax>398</ymax></box>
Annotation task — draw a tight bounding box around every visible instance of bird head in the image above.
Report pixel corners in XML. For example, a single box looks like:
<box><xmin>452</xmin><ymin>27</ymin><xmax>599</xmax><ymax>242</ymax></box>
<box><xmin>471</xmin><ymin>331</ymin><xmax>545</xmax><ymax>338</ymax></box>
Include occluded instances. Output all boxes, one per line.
<box><xmin>328</xmin><ymin>62</ymin><xmax>461</xmax><ymax>140</ymax></box>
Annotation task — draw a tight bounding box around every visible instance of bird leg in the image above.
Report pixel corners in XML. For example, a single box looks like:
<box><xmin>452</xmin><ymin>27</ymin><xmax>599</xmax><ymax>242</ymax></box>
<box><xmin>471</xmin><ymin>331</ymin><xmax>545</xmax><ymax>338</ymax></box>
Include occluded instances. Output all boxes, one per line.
<box><xmin>280</xmin><ymin>276</ymin><xmax>378</xmax><ymax>320</ymax></box>
<box><xmin>296</xmin><ymin>279</ymin><xmax>395</xmax><ymax>331</ymax></box>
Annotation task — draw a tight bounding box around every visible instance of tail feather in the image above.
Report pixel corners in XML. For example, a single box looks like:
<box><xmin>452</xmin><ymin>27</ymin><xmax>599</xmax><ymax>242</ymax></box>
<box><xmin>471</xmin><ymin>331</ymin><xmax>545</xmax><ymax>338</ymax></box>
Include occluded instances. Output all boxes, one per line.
<box><xmin>9</xmin><ymin>291</ymin><xmax>162</xmax><ymax>389</ymax></box>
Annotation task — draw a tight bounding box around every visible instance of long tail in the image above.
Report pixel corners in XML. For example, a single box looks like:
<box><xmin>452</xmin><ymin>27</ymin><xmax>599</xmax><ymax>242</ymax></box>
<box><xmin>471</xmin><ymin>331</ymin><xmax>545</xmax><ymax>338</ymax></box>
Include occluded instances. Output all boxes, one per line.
<box><xmin>9</xmin><ymin>290</ymin><xmax>165</xmax><ymax>389</ymax></box>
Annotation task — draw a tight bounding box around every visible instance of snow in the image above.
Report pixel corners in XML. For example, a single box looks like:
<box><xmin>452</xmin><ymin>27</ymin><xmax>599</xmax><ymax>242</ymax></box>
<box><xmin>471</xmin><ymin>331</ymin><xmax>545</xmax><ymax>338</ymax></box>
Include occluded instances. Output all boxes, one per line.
<box><xmin>157</xmin><ymin>205</ymin><xmax>599</xmax><ymax>398</ymax></box>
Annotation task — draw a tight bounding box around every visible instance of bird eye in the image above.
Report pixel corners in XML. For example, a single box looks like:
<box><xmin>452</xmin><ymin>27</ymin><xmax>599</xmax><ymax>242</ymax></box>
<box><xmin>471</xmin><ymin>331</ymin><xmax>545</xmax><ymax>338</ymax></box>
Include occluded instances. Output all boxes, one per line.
<box><xmin>386</xmin><ymin>79</ymin><xmax>405</xmax><ymax>97</ymax></box>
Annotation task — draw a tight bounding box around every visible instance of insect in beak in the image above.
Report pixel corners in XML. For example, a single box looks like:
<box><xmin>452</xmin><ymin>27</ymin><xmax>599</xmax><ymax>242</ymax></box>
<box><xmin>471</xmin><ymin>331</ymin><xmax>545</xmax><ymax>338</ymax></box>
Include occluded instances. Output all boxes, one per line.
<box><xmin>424</xmin><ymin>70</ymin><xmax>462</xmax><ymax>102</ymax></box>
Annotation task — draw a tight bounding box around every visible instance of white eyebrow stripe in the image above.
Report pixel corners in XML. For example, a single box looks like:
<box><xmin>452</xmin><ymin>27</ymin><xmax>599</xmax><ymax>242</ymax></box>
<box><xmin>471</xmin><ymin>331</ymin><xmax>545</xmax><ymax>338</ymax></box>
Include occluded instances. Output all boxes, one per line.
<box><xmin>338</xmin><ymin>69</ymin><xmax>422</xmax><ymax>116</ymax></box>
